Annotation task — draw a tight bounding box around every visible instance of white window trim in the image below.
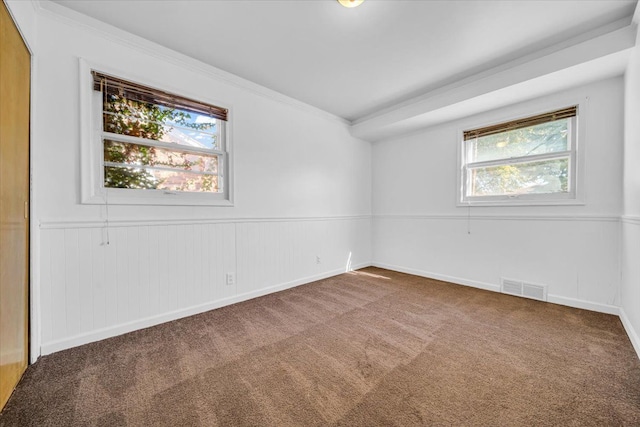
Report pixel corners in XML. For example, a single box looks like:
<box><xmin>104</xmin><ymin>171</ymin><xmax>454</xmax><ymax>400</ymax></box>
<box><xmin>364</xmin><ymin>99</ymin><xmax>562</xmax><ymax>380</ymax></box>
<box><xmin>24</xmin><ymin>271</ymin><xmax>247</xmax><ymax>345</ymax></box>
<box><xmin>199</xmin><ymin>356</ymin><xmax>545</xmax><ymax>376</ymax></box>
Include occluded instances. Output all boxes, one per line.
<box><xmin>456</xmin><ymin>98</ymin><xmax>587</xmax><ymax>207</ymax></box>
<box><xmin>79</xmin><ymin>58</ymin><xmax>234</xmax><ymax>206</ymax></box>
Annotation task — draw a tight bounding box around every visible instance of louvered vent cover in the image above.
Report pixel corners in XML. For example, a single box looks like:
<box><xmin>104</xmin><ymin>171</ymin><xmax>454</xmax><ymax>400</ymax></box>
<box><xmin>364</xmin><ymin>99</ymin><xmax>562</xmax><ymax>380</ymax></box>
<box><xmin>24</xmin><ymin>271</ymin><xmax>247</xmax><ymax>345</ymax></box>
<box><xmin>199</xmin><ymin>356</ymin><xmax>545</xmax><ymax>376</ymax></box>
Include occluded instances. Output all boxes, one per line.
<box><xmin>501</xmin><ymin>278</ymin><xmax>547</xmax><ymax>302</ymax></box>
<box><xmin>501</xmin><ymin>278</ymin><xmax>523</xmax><ymax>296</ymax></box>
<box><xmin>523</xmin><ymin>282</ymin><xmax>547</xmax><ymax>301</ymax></box>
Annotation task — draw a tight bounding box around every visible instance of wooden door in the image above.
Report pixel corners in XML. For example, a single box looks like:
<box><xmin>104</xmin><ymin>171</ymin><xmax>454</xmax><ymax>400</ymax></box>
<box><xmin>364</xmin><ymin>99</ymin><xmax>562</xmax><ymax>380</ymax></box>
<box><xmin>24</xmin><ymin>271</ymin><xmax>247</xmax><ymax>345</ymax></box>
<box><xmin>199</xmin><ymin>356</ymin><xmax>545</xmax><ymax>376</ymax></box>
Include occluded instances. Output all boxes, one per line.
<box><xmin>0</xmin><ymin>1</ymin><xmax>30</xmax><ymax>412</ymax></box>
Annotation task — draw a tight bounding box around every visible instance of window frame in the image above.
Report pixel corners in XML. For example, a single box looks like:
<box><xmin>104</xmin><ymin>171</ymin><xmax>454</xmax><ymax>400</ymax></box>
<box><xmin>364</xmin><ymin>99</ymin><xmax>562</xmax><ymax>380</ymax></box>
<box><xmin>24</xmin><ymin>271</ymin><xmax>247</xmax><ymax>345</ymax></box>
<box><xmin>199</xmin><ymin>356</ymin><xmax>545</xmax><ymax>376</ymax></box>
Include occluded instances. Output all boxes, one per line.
<box><xmin>79</xmin><ymin>58</ymin><xmax>234</xmax><ymax>206</ymax></box>
<box><xmin>457</xmin><ymin>101</ymin><xmax>585</xmax><ymax>207</ymax></box>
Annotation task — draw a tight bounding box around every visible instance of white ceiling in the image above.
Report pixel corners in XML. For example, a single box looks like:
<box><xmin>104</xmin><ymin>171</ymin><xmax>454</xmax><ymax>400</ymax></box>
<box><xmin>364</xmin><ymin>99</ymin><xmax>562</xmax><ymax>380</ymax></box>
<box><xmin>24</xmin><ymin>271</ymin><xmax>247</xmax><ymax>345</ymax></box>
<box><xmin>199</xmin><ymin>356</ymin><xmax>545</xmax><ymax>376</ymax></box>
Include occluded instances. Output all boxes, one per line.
<box><xmin>52</xmin><ymin>0</ymin><xmax>637</xmax><ymax>122</ymax></box>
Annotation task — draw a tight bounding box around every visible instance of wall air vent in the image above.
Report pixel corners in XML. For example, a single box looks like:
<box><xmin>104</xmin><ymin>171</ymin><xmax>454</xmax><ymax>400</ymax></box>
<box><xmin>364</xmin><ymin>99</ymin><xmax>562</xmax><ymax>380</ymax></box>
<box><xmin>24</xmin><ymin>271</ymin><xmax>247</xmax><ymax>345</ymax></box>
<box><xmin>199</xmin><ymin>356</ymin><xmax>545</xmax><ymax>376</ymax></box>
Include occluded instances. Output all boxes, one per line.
<box><xmin>501</xmin><ymin>278</ymin><xmax>523</xmax><ymax>296</ymax></box>
<box><xmin>500</xmin><ymin>278</ymin><xmax>548</xmax><ymax>302</ymax></box>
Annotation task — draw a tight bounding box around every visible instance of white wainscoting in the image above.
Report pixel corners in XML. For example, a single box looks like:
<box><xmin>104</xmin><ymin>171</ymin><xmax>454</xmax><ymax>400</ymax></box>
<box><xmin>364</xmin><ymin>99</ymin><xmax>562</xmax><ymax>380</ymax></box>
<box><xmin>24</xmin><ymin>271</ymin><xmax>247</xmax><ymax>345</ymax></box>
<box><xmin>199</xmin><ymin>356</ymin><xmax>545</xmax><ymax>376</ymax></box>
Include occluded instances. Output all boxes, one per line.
<box><xmin>372</xmin><ymin>214</ymin><xmax>622</xmax><ymax>314</ymax></box>
<box><xmin>38</xmin><ymin>216</ymin><xmax>372</xmax><ymax>355</ymax></box>
<box><xmin>621</xmin><ymin>216</ymin><xmax>640</xmax><ymax>359</ymax></box>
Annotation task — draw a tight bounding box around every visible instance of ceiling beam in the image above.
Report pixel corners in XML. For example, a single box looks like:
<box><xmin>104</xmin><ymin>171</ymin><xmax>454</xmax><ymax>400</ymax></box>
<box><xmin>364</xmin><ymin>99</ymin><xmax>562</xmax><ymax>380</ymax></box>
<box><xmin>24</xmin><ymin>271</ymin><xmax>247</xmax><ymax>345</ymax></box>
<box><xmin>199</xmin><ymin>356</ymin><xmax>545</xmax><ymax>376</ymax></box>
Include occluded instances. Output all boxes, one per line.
<box><xmin>351</xmin><ymin>22</ymin><xmax>638</xmax><ymax>143</ymax></box>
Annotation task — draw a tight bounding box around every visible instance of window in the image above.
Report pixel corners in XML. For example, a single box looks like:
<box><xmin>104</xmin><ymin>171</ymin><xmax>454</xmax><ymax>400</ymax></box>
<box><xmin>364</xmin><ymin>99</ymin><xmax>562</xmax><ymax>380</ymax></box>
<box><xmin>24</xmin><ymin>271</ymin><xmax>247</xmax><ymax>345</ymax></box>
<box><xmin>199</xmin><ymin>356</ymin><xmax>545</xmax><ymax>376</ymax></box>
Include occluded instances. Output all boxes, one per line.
<box><xmin>81</xmin><ymin>62</ymin><xmax>232</xmax><ymax>206</ymax></box>
<box><xmin>460</xmin><ymin>106</ymin><xmax>578</xmax><ymax>205</ymax></box>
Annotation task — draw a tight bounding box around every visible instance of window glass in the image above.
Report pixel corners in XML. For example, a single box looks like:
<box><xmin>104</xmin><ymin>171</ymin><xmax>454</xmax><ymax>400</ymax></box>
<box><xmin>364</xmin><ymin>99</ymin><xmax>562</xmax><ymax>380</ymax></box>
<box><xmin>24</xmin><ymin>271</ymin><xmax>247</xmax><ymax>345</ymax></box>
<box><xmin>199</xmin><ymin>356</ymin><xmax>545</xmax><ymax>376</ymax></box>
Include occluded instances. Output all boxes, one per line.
<box><xmin>461</xmin><ymin>106</ymin><xmax>577</xmax><ymax>204</ymax></box>
<box><xmin>467</xmin><ymin>119</ymin><xmax>569</xmax><ymax>163</ymax></box>
<box><xmin>94</xmin><ymin>72</ymin><xmax>227</xmax><ymax>195</ymax></box>
<box><xmin>103</xmin><ymin>97</ymin><xmax>220</xmax><ymax>150</ymax></box>
<box><xmin>468</xmin><ymin>157</ymin><xmax>569</xmax><ymax>197</ymax></box>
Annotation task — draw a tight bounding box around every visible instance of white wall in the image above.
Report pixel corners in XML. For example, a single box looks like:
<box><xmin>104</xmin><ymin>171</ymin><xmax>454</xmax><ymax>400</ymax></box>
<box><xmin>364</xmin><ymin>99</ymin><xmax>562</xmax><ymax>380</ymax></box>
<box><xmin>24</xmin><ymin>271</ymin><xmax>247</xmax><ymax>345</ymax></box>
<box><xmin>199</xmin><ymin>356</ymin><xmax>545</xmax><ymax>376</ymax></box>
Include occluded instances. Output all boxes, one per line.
<box><xmin>621</xmin><ymin>7</ymin><xmax>640</xmax><ymax>356</ymax></box>
<box><xmin>31</xmin><ymin>7</ymin><xmax>372</xmax><ymax>354</ymax></box>
<box><xmin>372</xmin><ymin>78</ymin><xmax>624</xmax><ymax>313</ymax></box>
<box><xmin>7</xmin><ymin>0</ymin><xmax>638</xmax><ymax>359</ymax></box>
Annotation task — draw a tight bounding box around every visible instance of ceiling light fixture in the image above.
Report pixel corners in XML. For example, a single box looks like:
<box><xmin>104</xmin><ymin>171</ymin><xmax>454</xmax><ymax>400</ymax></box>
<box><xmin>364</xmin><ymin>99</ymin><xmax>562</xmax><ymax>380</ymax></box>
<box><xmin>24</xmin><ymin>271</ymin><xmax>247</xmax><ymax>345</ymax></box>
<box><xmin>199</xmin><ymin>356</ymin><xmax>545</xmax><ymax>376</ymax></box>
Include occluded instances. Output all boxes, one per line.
<box><xmin>338</xmin><ymin>0</ymin><xmax>364</xmax><ymax>8</ymax></box>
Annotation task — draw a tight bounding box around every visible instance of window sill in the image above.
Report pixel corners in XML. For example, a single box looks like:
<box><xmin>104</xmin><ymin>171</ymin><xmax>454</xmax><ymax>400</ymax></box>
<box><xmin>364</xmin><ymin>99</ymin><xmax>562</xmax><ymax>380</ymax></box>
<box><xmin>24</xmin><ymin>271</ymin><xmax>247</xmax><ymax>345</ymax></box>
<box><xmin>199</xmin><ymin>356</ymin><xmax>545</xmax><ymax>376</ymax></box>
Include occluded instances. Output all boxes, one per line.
<box><xmin>82</xmin><ymin>188</ymin><xmax>234</xmax><ymax>207</ymax></box>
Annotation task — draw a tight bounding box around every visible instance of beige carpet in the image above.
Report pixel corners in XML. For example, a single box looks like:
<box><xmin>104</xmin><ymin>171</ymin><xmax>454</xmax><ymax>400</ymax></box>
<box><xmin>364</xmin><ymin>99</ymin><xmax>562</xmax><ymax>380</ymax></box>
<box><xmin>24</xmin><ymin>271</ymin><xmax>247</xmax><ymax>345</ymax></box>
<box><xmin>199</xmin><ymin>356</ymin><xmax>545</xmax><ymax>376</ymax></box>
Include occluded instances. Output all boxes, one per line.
<box><xmin>1</xmin><ymin>267</ymin><xmax>639</xmax><ymax>426</ymax></box>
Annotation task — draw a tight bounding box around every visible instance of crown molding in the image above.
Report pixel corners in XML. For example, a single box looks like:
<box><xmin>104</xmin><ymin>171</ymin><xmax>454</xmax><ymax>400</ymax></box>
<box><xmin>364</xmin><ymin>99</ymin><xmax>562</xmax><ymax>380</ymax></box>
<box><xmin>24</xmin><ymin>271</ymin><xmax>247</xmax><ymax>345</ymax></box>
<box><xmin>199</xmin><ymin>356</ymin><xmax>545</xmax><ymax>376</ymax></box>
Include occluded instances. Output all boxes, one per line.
<box><xmin>34</xmin><ymin>1</ymin><xmax>351</xmax><ymax>127</ymax></box>
<box><xmin>30</xmin><ymin>1</ymin><xmax>639</xmax><ymax>144</ymax></box>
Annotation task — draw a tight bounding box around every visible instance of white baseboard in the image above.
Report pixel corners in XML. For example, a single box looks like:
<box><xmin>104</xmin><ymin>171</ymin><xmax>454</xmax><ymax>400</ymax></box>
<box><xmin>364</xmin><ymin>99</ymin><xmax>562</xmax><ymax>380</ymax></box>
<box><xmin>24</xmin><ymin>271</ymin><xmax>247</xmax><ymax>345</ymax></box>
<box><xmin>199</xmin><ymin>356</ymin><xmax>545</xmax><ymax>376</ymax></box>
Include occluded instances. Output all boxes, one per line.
<box><xmin>40</xmin><ymin>261</ymin><xmax>639</xmax><ymax>364</ymax></box>
<box><xmin>371</xmin><ymin>262</ymin><xmax>501</xmax><ymax>293</ymax></box>
<box><xmin>373</xmin><ymin>262</ymin><xmax>636</xmax><ymax>361</ymax></box>
<box><xmin>371</xmin><ymin>261</ymin><xmax>621</xmax><ymax>315</ymax></box>
<box><xmin>40</xmin><ymin>263</ymin><xmax>369</xmax><ymax>355</ymax></box>
<box><xmin>547</xmin><ymin>294</ymin><xmax>620</xmax><ymax>315</ymax></box>
<box><xmin>619</xmin><ymin>307</ymin><xmax>640</xmax><ymax>360</ymax></box>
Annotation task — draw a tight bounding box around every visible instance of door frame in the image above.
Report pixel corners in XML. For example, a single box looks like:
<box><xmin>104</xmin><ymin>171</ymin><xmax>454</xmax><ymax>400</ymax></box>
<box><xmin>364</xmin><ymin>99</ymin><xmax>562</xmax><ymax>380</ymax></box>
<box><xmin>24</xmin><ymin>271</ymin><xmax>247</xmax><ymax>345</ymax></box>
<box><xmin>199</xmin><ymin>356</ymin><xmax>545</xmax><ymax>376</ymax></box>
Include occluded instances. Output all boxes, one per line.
<box><xmin>2</xmin><ymin>0</ymin><xmax>38</xmax><ymax>364</ymax></box>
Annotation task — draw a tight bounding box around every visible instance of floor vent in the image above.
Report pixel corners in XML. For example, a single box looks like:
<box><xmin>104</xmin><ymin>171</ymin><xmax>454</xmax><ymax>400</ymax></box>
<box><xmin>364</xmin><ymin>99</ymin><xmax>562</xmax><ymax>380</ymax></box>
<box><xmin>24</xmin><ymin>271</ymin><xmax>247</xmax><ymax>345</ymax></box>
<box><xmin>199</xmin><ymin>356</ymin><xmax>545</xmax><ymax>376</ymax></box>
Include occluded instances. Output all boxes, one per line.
<box><xmin>500</xmin><ymin>278</ymin><xmax>547</xmax><ymax>302</ymax></box>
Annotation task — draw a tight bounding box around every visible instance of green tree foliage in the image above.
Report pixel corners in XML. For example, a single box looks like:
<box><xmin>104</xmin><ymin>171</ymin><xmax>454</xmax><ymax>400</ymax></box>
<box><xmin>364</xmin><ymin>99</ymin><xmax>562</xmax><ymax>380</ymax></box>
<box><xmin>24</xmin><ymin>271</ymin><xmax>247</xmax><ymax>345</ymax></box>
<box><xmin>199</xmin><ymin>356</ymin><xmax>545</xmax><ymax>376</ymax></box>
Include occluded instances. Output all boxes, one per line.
<box><xmin>103</xmin><ymin>93</ymin><xmax>215</xmax><ymax>191</ymax></box>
